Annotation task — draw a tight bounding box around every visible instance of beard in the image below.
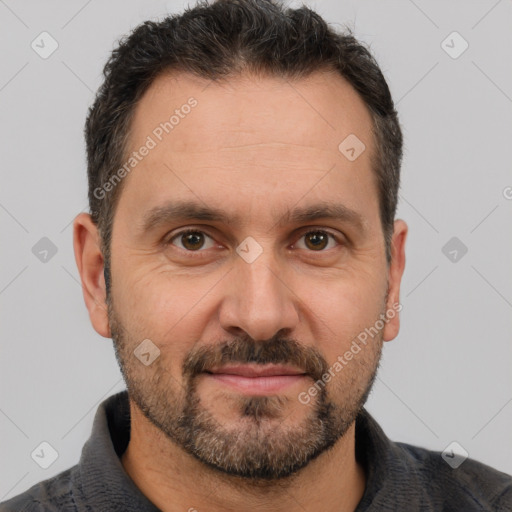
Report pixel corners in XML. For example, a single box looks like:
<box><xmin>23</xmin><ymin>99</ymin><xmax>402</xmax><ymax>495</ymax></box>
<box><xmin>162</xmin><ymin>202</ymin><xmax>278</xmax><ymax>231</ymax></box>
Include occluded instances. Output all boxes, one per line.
<box><xmin>108</xmin><ymin>296</ymin><xmax>383</xmax><ymax>482</ymax></box>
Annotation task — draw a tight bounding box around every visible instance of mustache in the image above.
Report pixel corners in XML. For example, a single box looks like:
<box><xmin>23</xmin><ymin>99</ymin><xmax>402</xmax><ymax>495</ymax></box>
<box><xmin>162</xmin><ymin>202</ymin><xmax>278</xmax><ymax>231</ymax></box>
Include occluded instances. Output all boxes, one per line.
<box><xmin>182</xmin><ymin>334</ymin><xmax>328</xmax><ymax>382</ymax></box>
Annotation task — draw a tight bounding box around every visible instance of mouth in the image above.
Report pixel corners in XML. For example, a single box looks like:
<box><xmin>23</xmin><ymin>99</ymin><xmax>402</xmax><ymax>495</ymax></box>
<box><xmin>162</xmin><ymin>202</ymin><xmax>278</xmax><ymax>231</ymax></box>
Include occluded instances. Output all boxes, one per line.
<box><xmin>203</xmin><ymin>364</ymin><xmax>308</xmax><ymax>395</ymax></box>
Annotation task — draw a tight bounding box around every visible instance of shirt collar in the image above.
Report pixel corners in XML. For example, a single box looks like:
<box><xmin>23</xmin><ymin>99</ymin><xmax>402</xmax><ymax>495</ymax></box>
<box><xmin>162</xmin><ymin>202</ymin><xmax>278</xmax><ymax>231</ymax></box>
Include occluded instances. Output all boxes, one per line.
<box><xmin>77</xmin><ymin>390</ymin><xmax>160</xmax><ymax>511</ymax></box>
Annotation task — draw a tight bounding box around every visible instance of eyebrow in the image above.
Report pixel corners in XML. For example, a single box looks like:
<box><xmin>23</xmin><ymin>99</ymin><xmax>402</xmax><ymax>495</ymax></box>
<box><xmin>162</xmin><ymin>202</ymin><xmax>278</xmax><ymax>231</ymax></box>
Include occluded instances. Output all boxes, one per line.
<box><xmin>139</xmin><ymin>199</ymin><xmax>367</xmax><ymax>234</ymax></box>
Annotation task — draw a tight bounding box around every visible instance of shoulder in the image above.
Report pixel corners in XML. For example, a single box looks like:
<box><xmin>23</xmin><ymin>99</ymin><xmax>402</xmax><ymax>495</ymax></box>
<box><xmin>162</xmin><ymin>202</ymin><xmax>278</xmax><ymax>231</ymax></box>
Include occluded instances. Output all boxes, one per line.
<box><xmin>0</xmin><ymin>466</ymin><xmax>80</xmax><ymax>512</ymax></box>
<box><xmin>355</xmin><ymin>408</ymin><xmax>512</xmax><ymax>510</ymax></box>
<box><xmin>395</xmin><ymin>441</ymin><xmax>512</xmax><ymax>510</ymax></box>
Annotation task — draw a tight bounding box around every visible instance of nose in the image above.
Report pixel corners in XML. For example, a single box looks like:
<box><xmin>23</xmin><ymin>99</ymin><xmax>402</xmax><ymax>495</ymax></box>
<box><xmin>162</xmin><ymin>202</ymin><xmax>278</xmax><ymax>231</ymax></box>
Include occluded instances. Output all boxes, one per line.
<box><xmin>218</xmin><ymin>250</ymin><xmax>300</xmax><ymax>341</ymax></box>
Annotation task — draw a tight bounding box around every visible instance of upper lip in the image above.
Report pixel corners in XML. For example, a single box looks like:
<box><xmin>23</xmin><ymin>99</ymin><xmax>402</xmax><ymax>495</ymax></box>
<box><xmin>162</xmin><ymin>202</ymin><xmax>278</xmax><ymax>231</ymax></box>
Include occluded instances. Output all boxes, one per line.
<box><xmin>206</xmin><ymin>364</ymin><xmax>306</xmax><ymax>378</ymax></box>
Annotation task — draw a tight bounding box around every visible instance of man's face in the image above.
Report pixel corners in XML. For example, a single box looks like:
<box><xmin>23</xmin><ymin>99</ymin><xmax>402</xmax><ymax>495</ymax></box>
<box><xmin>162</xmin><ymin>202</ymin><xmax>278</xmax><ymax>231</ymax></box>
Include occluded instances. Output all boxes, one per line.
<box><xmin>106</xmin><ymin>70</ymin><xmax>396</xmax><ymax>480</ymax></box>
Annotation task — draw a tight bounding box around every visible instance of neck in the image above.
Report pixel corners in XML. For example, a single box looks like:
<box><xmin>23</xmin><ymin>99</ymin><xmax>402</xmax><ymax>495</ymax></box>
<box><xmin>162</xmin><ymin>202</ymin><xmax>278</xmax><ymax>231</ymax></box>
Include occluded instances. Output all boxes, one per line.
<box><xmin>121</xmin><ymin>399</ymin><xmax>366</xmax><ymax>512</ymax></box>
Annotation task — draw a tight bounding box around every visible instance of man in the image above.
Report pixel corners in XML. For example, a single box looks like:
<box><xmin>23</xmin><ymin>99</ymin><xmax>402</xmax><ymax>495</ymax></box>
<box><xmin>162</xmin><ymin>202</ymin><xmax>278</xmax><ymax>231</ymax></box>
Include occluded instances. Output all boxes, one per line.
<box><xmin>2</xmin><ymin>0</ymin><xmax>511</xmax><ymax>510</ymax></box>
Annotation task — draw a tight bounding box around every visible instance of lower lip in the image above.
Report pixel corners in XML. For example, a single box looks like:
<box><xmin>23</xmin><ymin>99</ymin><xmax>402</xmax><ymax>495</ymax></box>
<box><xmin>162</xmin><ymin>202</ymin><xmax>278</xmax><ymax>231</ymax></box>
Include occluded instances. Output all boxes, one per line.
<box><xmin>205</xmin><ymin>373</ymin><xmax>306</xmax><ymax>394</ymax></box>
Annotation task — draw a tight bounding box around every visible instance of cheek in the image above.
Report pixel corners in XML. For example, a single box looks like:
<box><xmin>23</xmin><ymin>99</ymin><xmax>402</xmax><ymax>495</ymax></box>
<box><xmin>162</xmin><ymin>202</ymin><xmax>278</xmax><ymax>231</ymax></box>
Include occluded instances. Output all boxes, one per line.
<box><xmin>113</xmin><ymin>265</ymin><xmax>218</xmax><ymax>358</ymax></box>
<box><xmin>299</xmin><ymin>271</ymin><xmax>386</xmax><ymax>358</ymax></box>
<box><xmin>116</xmin><ymin>260</ymin><xmax>194</xmax><ymax>321</ymax></box>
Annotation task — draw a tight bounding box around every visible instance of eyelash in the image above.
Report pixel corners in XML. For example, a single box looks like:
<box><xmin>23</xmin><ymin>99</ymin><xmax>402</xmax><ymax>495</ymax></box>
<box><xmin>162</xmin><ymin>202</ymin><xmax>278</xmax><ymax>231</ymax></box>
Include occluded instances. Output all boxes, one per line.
<box><xmin>165</xmin><ymin>228</ymin><xmax>343</xmax><ymax>256</ymax></box>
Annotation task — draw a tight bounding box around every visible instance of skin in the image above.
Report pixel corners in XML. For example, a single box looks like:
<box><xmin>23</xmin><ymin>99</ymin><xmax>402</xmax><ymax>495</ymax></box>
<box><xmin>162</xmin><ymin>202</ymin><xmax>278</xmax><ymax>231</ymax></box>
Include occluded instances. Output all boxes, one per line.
<box><xmin>74</xmin><ymin>69</ymin><xmax>407</xmax><ymax>512</ymax></box>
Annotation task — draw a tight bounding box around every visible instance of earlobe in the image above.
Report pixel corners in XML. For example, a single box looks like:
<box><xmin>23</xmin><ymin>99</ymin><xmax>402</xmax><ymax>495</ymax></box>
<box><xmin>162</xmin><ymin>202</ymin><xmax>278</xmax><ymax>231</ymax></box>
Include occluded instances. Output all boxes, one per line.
<box><xmin>383</xmin><ymin>219</ymin><xmax>408</xmax><ymax>342</ymax></box>
<box><xmin>73</xmin><ymin>213</ymin><xmax>111</xmax><ymax>338</ymax></box>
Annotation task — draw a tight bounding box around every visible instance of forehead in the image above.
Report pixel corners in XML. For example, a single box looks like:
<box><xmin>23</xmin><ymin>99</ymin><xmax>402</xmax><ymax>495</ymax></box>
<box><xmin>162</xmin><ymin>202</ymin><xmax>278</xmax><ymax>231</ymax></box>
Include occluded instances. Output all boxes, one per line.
<box><xmin>130</xmin><ymin>69</ymin><xmax>374</xmax><ymax>154</ymax></box>
<box><xmin>116</xmin><ymin>69</ymin><xmax>378</xmax><ymax>230</ymax></box>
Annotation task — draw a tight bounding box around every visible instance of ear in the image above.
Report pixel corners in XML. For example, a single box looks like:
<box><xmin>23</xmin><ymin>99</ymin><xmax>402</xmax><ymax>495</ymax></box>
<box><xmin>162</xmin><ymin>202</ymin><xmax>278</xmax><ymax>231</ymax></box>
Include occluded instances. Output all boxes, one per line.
<box><xmin>382</xmin><ymin>219</ymin><xmax>407</xmax><ymax>342</ymax></box>
<box><xmin>73</xmin><ymin>213</ymin><xmax>111</xmax><ymax>338</ymax></box>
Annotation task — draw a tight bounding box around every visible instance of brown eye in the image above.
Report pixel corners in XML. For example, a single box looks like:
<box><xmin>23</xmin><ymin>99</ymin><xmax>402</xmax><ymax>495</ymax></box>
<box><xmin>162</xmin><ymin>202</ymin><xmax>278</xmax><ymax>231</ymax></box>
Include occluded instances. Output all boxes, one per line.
<box><xmin>182</xmin><ymin>232</ymin><xmax>204</xmax><ymax>250</ymax></box>
<box><xmin>296</xmin><ymin>230</ymin><xmax>338</xmax><ymax>251</ymax></box>
<box><xmin>305</xmin><ymin>232</ymin><xmax>328</xmax><ymax>250</ymax></box>
<box><xmin>170</xmin><ymin>230</ymin><xmax>214</xmax><ymax>251</ymax></box>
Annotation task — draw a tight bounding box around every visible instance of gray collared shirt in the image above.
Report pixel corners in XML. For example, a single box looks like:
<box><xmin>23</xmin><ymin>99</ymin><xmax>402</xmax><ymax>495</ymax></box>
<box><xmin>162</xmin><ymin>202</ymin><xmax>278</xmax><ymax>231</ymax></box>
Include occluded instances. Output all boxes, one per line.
<box><xmin>1</xmin><ymin>390</ymin><xmax>511</xmax><ymax>511</ymax></box>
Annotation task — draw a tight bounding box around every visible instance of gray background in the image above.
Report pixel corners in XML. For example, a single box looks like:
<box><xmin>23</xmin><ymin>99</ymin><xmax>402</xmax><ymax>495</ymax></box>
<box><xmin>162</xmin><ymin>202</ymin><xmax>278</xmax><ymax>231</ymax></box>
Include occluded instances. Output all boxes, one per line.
<box><xmin>1</xmin><ymin>0</ymin><xmax>511</xmax><ymax>500</ymax></box>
